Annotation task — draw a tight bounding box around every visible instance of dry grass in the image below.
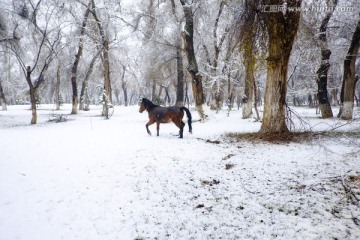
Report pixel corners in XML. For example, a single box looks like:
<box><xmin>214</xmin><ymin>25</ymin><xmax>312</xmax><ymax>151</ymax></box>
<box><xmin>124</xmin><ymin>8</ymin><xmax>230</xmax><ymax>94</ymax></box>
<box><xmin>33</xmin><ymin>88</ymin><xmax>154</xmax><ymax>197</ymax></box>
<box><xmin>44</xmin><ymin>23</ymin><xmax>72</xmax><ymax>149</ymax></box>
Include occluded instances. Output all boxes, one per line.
<box><xmin>225</xmin><ymin>131</ymin><xmax>360</xmax><ymax>143</ymax></box>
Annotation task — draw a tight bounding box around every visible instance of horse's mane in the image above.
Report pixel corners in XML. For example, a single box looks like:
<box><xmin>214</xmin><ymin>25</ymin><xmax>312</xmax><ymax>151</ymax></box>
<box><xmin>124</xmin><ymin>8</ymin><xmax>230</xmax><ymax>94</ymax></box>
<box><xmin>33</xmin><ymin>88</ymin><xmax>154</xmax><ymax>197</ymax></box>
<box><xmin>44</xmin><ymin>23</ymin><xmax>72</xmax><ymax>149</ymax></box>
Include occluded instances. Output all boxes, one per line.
<box><xmin>143</xmin><ymin>98</ymin><xmax>159</xmax><ymax>111</ymax></box>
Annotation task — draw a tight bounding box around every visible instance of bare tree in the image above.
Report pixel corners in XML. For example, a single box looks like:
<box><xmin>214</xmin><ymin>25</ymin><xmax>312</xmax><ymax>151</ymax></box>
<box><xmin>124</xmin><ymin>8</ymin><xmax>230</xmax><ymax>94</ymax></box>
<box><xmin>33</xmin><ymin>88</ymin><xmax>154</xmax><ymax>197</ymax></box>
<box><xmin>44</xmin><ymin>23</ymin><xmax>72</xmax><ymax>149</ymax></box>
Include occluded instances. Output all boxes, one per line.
<box><xmin>339</xmin><ymin>16</ymin><xmax>360</xmax><ymax>120</ymax></box>
<box><xmin>90</xmin><ymin>0</ymin><xmax>112</xmax><ymax>104</ymax></box>
<box><xmin>180</xmin><ymin>0</ymin><xmax>206</xmax><ymax>120</ymax></box>
<box><xmin>316</xmin><ymin>0</ymin><xmax>338</xmax><ymax>118</ymax></box>
<box><xmin>79</xmin><ymin>50</ymin><xmax>101</xmax><ymax>110</ymax></box>
<box><xmin>8</xmin><ymin>0</ymin><xmax>62</xmax><ymax>124</ymax></box>
<box><xmin>205</xmin><ymin>0</ymin><xmax>228</xmax><ymax>111</ymax></box>
<box><xmin>170</xmin><ymin>0</ymin><xmax>185</xmax><ymax>107</ymax></box>
<box><xmin>260</xmin><ymin>0</ymin><xmax>302</xmax><ymax>134</ymax></box>
<box><xmin>70</xmin><ymin>0</ymin><xmax>91</xmax><ymax>114</ymax></box>
<box><xmin>234</xmin><ymin>1</ymin><xmax>258</xmax><ymax>119</ymax></box>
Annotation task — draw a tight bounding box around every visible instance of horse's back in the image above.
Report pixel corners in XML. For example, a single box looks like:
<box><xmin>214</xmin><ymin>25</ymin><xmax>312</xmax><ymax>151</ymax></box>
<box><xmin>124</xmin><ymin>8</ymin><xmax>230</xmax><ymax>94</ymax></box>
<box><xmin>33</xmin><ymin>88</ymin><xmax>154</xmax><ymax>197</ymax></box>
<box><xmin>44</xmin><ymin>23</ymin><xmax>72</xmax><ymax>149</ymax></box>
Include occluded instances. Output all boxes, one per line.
<box><xmin>151</xmin><ymin>105</ymin><xmax>184</xmax><ymax>123</ymax></box>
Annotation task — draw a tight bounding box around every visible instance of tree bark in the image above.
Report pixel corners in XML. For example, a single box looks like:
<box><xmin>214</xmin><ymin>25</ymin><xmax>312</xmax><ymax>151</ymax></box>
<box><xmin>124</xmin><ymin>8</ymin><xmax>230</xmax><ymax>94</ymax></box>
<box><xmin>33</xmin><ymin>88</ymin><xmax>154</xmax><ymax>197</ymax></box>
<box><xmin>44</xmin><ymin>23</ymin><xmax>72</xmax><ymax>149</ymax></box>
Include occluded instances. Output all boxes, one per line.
<box><xmin>175</xmin><ymin>47</ymin><xmax>184</xmax><ymax>106</ymax></box>
<box><xmin>102</xmin><ymin>40</ymin><xmax>112</xmax><ymax>103</ymax></box>
<box><xmin>180</xmin><ymin>0</ymin><xmax>206</xmax><ymax>120</ymax></box>
<box><xmin>121</xmin><ymin>66</ymin><xmax>128</xmax><ymax>106</ymax></box>
<box><xmin>339</xmin><ymin>18</ymin><xmax>360</xmax><ymax>120</ymax></box>
<box><xmin>260</xmin><ymin>0</ymin><xmax>301</xmax><ymax>134</ymax></box>
<box><xmin>316</xmin><ymin>0</ymin><xmax>337</xmax><ymax>118</ymax></box>
<box><xmin>0</xmin><ymin>78</ymin><xmax>7</xmax><ymax>110</ymax></box>
<box><xmin>70</xmin><ymin>1</ymin><xmax>91</xmax><ymax>114</ymax></box>
<box><xmin>26</xmin><ymin>66</ymin><xmax>37</xmax><ymax>124</ymax></box>
<box><xmin>253</xmin><ymin>80</ymin><xmax>260</xmax><ymax>121</ymax></box>
<box><xmin>242</xmin><ymin>52</ymin><xmax>255</xmax><ymax>119</ymax></box>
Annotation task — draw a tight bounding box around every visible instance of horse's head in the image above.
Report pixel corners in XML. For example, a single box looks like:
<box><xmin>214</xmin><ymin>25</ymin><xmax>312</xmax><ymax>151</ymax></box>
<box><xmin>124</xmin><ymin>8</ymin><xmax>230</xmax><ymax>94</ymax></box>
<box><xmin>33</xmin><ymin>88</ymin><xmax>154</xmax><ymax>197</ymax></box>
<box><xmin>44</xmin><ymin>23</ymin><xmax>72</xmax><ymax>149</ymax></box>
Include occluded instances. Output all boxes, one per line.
<box><xmin>139</xmin><ymin>98</ymin><xmax>146</xmax><ymax>113</ymax></box>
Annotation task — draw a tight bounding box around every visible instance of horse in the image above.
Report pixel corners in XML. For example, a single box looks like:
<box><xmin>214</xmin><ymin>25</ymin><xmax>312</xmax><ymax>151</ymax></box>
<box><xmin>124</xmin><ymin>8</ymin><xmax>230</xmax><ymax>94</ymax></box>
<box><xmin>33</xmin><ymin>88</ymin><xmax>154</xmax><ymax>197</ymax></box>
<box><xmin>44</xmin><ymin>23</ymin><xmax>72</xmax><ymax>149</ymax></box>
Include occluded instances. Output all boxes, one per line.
<box><xmin>139</xmin><ymin>98</ymin><xmax>192</xmax><ymax>138</ymax></box>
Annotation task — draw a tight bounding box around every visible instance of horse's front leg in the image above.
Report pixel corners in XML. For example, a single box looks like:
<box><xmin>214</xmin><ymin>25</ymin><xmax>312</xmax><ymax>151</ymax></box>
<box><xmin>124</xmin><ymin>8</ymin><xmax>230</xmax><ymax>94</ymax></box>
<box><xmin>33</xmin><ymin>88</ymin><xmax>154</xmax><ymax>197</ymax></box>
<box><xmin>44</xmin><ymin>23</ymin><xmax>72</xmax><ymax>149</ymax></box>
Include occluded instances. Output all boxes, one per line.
<box><xmin>146</xmin><ymin>120</ymin><xmax>155</xmax><ymax>136</ymax></box>
<box><xmin>156</xmin><ymin>122</ymin><xmax>160</xmax><ymax>136</ymax></box>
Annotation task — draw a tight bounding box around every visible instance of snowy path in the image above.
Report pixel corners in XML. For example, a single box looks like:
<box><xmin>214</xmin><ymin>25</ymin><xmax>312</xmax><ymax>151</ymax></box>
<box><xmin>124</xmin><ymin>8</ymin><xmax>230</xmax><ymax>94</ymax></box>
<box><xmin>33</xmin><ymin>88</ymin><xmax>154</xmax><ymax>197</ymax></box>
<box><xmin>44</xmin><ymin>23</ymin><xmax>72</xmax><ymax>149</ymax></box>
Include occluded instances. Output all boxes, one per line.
<box><xmin>0</xmin><ymin>105</ymin><xmax>359</xmax><ymax>239</ymax></box>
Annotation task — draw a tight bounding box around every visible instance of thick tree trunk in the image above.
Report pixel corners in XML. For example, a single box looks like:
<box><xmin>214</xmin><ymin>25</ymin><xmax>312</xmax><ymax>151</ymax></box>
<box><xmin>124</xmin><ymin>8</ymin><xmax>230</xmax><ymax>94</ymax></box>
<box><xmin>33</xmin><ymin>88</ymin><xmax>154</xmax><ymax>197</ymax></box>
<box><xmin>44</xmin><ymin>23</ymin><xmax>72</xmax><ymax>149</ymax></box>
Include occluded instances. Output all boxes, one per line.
<box><xmin>55</xmin><ymin>64</ymin><xmax>61</xmax><ymax>110</ymax></box>
<box><xmin>260</xmin><ymin>0</ymin><xmax>301</xmax><ymax>134</ymax></box>
<box><xmin>70</xmin><ymin>1</ymin><xmax>91</xmax><ymax>114</ymax></box>
<box><xmin>316</xmin><ymin>0</ymin><xmax>337</xmax><ymax>118</ymax></box>
<box><xmin>339</xmin><ymin>19</ymin><xmax>360</xmax><ymax>120</ymax></box>
<box><xmin>26</xmin><ymin>66</ymin><xmax>37</xmax><ymax>124</ymax></box>
<box><xmin>180</xmin><ymin>0</ymin><xmax>206</xmax><ymax>120</ymax></box>
<box><xmin>0</xmin><ymin>78</ymin><xmax>7</xmax><ymax>110</ymax></box>
<box><xmin>261</xmin><ymin>58</ymin><xmax>290</xmax><ymax>133</ymax></box>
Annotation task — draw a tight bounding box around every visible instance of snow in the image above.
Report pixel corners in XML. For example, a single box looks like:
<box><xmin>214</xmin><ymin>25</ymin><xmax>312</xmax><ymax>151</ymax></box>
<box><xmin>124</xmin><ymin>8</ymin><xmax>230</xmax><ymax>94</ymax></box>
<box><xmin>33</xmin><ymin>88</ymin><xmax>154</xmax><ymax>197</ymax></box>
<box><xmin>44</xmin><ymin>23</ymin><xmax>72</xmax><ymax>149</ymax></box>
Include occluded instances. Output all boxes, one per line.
<box><xmin>0</xmin><ymin>104</ymin><xmax>359</xmax><ymax>240</ymax></box>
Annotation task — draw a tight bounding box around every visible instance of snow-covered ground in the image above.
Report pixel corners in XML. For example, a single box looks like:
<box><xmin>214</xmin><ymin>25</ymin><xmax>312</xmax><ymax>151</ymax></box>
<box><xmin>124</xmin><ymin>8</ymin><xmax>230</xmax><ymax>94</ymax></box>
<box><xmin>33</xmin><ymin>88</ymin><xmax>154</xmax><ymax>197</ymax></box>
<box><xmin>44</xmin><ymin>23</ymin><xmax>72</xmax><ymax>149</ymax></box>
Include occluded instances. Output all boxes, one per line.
<box><xmin>0</xmin><ymin>104</ymin><xmax>359</xmax><ymax>240</ymax></box>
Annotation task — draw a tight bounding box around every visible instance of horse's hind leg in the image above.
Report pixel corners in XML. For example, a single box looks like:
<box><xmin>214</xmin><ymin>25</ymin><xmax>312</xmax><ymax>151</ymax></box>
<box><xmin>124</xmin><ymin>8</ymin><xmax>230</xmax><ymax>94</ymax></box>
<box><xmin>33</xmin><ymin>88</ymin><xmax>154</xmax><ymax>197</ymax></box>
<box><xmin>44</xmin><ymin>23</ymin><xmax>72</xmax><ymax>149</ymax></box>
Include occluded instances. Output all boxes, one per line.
<box><xmin>156</xmin><ymin>122</ymin><xmax>160</xmax><ymax>136</ymax></box>
<box><xmin>177</xmin><ymin>120</ymin><xmax>185</xmax><ymax>138</ymax></box>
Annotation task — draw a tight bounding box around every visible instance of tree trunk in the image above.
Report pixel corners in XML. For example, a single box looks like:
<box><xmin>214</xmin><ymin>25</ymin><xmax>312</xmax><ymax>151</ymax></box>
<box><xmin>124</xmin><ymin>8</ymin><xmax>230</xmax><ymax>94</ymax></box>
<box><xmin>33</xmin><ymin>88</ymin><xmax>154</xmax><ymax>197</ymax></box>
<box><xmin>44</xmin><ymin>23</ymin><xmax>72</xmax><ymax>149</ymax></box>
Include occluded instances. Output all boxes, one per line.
<box><xmin>79</xmin><ymin>79</ymin><xmax>86</xmax><ymax>111</ymax></box>
<box><xmin>164</xmin><ymin>87</ymin><xmax>171</xmax><ymax>105</ymax></box>
<box><xmin>91</xmin><ymin>0</ymin><xmax>112</xmax><ymax>104</ymax></box>
<box><xmin>180</xmin><ymin>0</ymin><xmax>206</xmax><ymax>120</ymax></box>
<box><xmin>70</xmin><ymin>1</ymin><xmax>91</xmax><ymax>114</ymax></box>
<box><xmin>242</xmin><ymin>57</ymin><xmax>255</xmax><ymax>119</ymax></box>
<box><xmin>209</xmin><ymin>1</ymin><xmax>226</xmax><ymax>111</ymax></box>
<box><xmin>253</xmin><ymin>79</ymin><xmax>260</xmax><ymax>121</ymax></box>
<box><xmin>26</xmin><ymin>66</ymin><xmax>37</xmax><ymax>124</ymax></box>
<box><xmin>237</xmin><ymin>1</ymin><xmax>256</xmax><ymax>119</ymax></box>
<box><xmin>0</xmin><ymin>78</ymin><xmax>7</xmax><ymax>110</ymax></box>
<box><xmin>316</xmin><ymin>0</ymin><xmax>337</xmax><ymax>118</ymax></box>
<box><xmin>339</xmin><ymin>19</ymin><xmax>360</xmax><ymax>120</ymax></box>
<box><xmin>175</xmin><ymin>47</ymin><xmax>184</xmax><ymax>106</ymax></box>
<box><xmin>151</xmin><ymin>80</ymin><xmax>156</xmax><ymax>101</ymax></box>
<box><xmin>170</xmin><ymin>1</ymin><xmax>185</xmax><ymax>107</ymax></box>
<box><xmin>79</xmin><ymin>50</ymin><xmax>100</xmax><ymax>110</ymax></box>
<box><xmin>103</xmin><ymin>40</ymin><xmax>112</xmax><ymax>103</ymax></box>
<box><xmin>55</xmin><ymin>64</ymin><xmax>61</xmax><ymax>110</ymax></box>
<box><xmin>260</xmin><ymin>0</ymin><xmax>301</xmax><ymax>134</ymax></box>
<box><xmin>121</xmin><ymin>66</ymin><xmax>128</xmax><ymax>106</ymax></box>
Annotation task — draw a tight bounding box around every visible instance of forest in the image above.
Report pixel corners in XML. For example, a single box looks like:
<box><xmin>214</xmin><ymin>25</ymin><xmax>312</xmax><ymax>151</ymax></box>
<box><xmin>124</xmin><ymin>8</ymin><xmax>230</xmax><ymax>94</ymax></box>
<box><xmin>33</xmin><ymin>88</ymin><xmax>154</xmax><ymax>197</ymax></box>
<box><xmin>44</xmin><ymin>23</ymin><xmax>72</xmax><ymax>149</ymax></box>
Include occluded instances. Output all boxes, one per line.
<box><xmin>0</xmin><ymin>0</ymin><xmax>359</xmax><ymax>131</ymax></box>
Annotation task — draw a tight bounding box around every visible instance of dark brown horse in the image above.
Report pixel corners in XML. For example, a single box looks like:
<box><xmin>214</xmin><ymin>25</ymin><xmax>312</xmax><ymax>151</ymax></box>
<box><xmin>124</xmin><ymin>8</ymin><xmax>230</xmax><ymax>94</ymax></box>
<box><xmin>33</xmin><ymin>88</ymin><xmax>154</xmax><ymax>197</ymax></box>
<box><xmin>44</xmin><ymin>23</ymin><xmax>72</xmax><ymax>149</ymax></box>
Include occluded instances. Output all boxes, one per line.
<box><xmin>139</xmin><ymin>98</ymin><xmax>192</xmax><ymax>138</ymax></box>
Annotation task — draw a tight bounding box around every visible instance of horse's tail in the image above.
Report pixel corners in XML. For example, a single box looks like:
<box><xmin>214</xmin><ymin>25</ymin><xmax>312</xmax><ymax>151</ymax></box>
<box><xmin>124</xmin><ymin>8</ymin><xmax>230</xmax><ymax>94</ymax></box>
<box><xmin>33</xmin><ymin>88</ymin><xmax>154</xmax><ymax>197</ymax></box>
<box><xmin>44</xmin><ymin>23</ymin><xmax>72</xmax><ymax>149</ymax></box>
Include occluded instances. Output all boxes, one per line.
<box><xmin>180</xmin><ymin>106</ymin><xmax>192</xmax><ymax>133</ymax></box>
